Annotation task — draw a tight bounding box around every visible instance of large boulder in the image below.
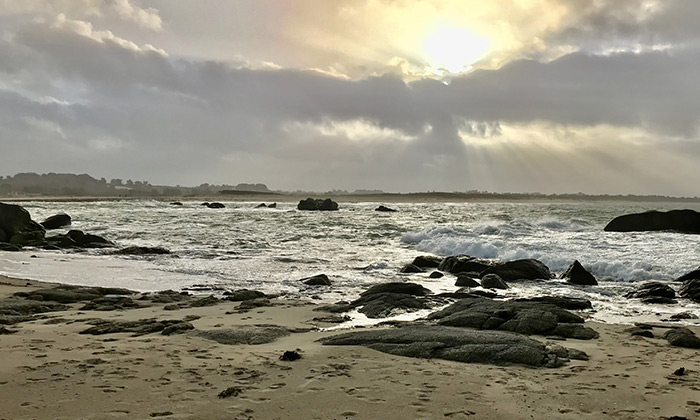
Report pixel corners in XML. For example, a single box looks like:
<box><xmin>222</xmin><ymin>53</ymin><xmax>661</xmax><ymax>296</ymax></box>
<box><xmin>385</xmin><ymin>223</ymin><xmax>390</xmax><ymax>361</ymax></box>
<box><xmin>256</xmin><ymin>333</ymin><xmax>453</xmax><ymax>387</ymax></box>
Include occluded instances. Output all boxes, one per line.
<box><xmin>0</xmin><ymin>202</ymin><xmax>45</xmax><ymax>244</ymax></box>
<box><xmin>300</xmin><ymin>274</ymin><xmax>332</xmax><ymax>286</ymax></box>
<box><xmin>625</xmin><ymin>281</ymin><xmax>676</xmax><ymax>303</ymax></box>
<box><xmin>676</xmin><ymin>267</ymin><xmax>700</xmax><ymax>283</ymax></box>
<box><xmin>315</xmin><ymin>282</ymin><xmax>433</xmax><ymax>319</ymax></box>
<box><xmin>411</xmin><ymin>255</ymin><xmax>443</xmax><ymax>269</ymax></box>
<box><xmin>664</xmin><ymin>327</ymin><xmax>700</xmax><ymax>348</ymax></box>
<box><xmin>207</xmin><ymin>202</ymin><xmax>226</xmax><ymax>209</ymax></box>
<box><xmin>438</xmin><ymin>255</ymin><xmax>493</xmax><ymax>274</ymax></box>
<box><xmin>40</xmin><ymin>213</ymin><xmax>72</xmax><ymax>230</ymax></box>
<box><xmin>679</xmin><ymin>279</ymin><xmax>700</xmax><ymax>302</ymax></box>
<box><xmin>297</xmin><ymin>198</ymin><xmax>339</xmax><ymax>211</ymax></box>
<box><xmin>604</xmin><ymin>209</ymin><xmax>700</xmax><ymax>233</ymax></box>
<box><xmin>375</xmin><ymin>205</ymin><xmax>397</xmax><ymax>212</ymax></box>
<box><xmin>480</xmin><ymin>274</ymin><xmax>508</xmax><ymax>289</ymax></box>
<box><xmin>320</xmin><ymin>325</ymin><xmax>585</xmax><ymax>367</ymax></box>
<box><xmin>480</xmin><ymin>259</ymin><xmax>552</xmax><ymax>282</ymax></box>
<box><xmin>560</xmin><ymin>260</ymin><xmax>598</xmax><ymax>286</ymax></box>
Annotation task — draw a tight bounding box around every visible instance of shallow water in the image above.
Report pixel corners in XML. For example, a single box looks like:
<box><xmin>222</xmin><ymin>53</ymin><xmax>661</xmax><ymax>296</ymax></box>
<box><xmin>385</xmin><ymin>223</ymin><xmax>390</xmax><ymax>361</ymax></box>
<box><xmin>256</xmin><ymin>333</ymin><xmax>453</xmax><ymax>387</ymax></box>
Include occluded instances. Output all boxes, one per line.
<box><xmin>1</xmin><ymin>199</ymin><xmax>699</xmax><ymax>324</ymax></box>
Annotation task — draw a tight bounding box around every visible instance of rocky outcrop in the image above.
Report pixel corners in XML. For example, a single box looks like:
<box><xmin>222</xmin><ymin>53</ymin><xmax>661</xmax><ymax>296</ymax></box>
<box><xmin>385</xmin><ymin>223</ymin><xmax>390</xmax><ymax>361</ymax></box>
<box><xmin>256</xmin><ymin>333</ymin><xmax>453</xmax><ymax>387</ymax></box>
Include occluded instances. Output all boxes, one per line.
<box><xmin>664</xmin><ymin>327</ymin><xmax>700</xmax><ymax>348</ymax></box>
<box><xmin>80</xmin><ymin>318</ymin><xmax>194</xmax><ymax>336</ymax></box>
<box><xmin>300</xmin><ymin>274</ymin><xmax>332</xmax><ymax>286</ymax></box>
<box><xmin>375</xmin><ymin>205</ymin><xmax>397</xmax><ymax>212</ymax></box>
<box><xmin>224</xmin><ymin>289</ymin><xmax>267</xmax><ymax>301</ymax></box>
<box><xmin>112</xmin><ymin>246</ymin><xmax>171</xmax><ymax>255</ymax></box>
<box><xmin>513</xmin><ymin>296</ymin><xmax>593</xmax><ymax>310</ymax></box>
<box><xmin>480</xmin><ymin>259</ymin><xmax>552</xmax><ymax>282</ymax></box>
<box><xmin>480</xmin><ymin>274</ymin><xmax>508</xmax><ymax>289</ymax></box>
<box><xmin>604</xmin><ymin>209</ymin><xmax>700</xmax><ymax>233</ymax></box>
<box><xmin>46</xmin><ymin>230</ymin><xmax>114</xmax><ymax>248</ymax></box>
<box><xmin>676</xmin><ymin>267</ymin><xmax>700</xmax><ymax>283</ymax></box>
<box><xmin>297</xmin><ymin>198</ymin><xmax>339</xmax><ymax>211</ymax></box>
<box><xmin>455</xmin><ymin>275</ymin><xmax>480</xmax><ymax>287</ymax></box>
<box><xmin>196</xmin><ymin>325</ymin><xmax>291</xmax><ymax>345</ymax></box>
<box><xmin>320</xmin><ymin>325</ymin><xmax>587</xmax><ymax>367</ymax></box>
<box><xmin>561</xmin><ymin>260</ymin><xmax>598</xmax><ymax>286</ymax></box>
<box><xmin>400</xmin><ymin>263</ymin><xmax>425</xmax><ymax>273</ymax></box>
<box><xmin>411</xmin><ymin>255</ymin><xmax>443</xmax><ymax>269</ymax></box>
<box><xmin>679</xmin><ymin>279</ymin><xmax>700</xmax><ymax>302</ymax></box>
<box><xmin>315</xmin><ymin>282</ymin><xmax>433</xmax><ymax>319</ymax></box>
<box><xmin>428</xmin><ymin>271</ymin><xmax>444</xmax><ymax>279</ymax></box>
<box><xmin>427</xmin><ymin>296</ymin><xmax>598</xmax><ymax>339</ymax></box>
<box><xmin>0</xmin><ymin>203</ymin><xmax>45</xmax><ymax>244</ymax></box>
<box><xmin>40</xmin><ymin>213</ymin><xmax>72</xmax><ymax>230</ymax></box>
<box><xmin>438</xmin><ymin>255</ymin><xmax>493</xmax><ymax>274</ymax></box>
<box><xmin>15</xmin><ymin>285</ymin><xmax>134</xmax><ymax>304</ymax></box>
<box><xmin>625</xmin><ymin>282</ymin><xmax>676</xmax><ymax>304</ymax></box>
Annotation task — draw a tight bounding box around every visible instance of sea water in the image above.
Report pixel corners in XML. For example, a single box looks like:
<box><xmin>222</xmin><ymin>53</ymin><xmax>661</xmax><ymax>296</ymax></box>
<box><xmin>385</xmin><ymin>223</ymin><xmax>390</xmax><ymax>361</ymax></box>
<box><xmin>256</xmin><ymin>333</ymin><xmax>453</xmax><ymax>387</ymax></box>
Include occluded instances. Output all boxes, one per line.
<box><xmin>1</xmin><ymin>199</ymin><xmax>699</xmax><ymax>324</ymax></box>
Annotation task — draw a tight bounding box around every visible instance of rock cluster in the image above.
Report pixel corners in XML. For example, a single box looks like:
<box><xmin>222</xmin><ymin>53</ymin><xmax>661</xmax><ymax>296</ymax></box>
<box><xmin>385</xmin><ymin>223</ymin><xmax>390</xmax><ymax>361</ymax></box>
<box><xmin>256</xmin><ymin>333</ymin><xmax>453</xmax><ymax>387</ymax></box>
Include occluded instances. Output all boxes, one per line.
<box><xmin>297</xmin><ymin>198</ymin><xmax>339</xmax><ymax>211</ymax></box>
<box><xmin>604</xmin><ymin>209</ymin><xmax>700</xmax><ymax>233</ymax></box>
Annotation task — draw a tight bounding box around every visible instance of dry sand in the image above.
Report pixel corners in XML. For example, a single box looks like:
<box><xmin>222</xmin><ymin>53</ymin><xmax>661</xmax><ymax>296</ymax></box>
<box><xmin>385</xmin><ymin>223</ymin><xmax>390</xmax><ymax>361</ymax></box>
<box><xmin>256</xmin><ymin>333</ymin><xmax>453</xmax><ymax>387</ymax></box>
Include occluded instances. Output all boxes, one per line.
<box><xmin>1</xmin><ymin>275</ymin><xmax>699</xmax><ymax>420</ymax></box>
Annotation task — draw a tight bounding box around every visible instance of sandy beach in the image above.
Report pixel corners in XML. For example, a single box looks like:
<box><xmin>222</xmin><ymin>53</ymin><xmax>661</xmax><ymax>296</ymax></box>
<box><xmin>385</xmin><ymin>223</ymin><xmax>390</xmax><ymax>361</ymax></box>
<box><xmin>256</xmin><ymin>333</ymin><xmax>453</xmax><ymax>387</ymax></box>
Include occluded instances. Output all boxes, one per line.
<box><xmin>0</xmin><ymin>275</ymin><xmax>698</xmax><ymax>420</ymax></box>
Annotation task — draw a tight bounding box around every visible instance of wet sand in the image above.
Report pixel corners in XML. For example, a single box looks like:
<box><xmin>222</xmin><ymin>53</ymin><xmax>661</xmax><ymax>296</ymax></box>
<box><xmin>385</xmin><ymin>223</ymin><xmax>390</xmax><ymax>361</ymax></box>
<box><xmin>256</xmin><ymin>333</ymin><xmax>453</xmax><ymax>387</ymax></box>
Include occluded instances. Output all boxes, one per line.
<box><xmin>1</xmin><ymin>275</ymin><xmax>699</xmax><ymax>420</ymax></box>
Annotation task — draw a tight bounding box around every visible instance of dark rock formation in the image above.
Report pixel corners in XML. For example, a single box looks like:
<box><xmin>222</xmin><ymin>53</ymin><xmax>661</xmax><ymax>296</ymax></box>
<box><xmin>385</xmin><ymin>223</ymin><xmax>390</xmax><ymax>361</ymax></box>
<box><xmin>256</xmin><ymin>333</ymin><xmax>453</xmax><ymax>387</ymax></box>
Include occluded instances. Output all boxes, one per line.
<box><xmin>604</xmin><ymin>209</ymin><xmax>700</xmax><ymax>233</ymax></box>
<box><xmin>676</xmin><ymin>267</ymin><xmax>700</xmax><ymax>282</ymax></box>
<box><xmin>112</xmin><ymin>246</ymin><xmax>171</xmax><ymax>255</ymax></box>
<box><xmin>0</xmin><ymin>203</ymin><xmax>45</xmax><ymax>244</ymax></box>
<box><xmin>664</xmin><ymin>327</ymin><xmax>700</xmax><ymax>348</ymax></box>
<box><xmin>225</xmin><ymin>289</ymin><xmax>267</xmax><ymax>301</ymax></box>
<box><xmin>438</xmin><ymin>255</ymin><xmax>494</xmax><ymax>274</ymax></box>
<box><xmin>480</xmin><ymin>274</ymin><xmax>508</xmax><ymax>289</ymax></box>
<box><xmin>480</xmin><ymin>259</ymin><xmax>552</xmax><ymax>282</ymax></box>
<box><xmin>207</xmin><ymin>202</ymin><xmax>226</xmax><ymax>209</ymax></box>
<box><xmin>625</xmin><ymin>326</ymin><xmax>654</xmax><ymax>338</ymax></box>
<box><xmin>45</xmin><ymin>230</ymin><xmax>114</xmax><ymax>249</ymax></box>
<box><xmin>679</xmin><ymin>279</ymin><xmax>700</xmax><ymax>302</ymax></box>
<box><xmin>280</xmin><ymin>350</ymin><xmax>302</xmax><ymax>361</ymax></box>
<box><xmin>375</xmin><ymin>205</ymin><xmax>397</xmax><ymax>212</ymax></box>
<box><xmin>196</xmin><ymin>325</ymin><xmax>291</xmax><ymax>345</ymax></box>
<box><xmin>170</xmin><ymin>202</ymin><xmax>183</xmax><ymax>206</ymax></box>
<box><xmin>320</xmin><ymin>325</ymin><xmax>585</xmax><ymax>367</ymax></box>
<box><xmin>255</xmin><ymin>203</ymin><xmax>267</xmax><ymax>208</ymax></box>
<box><xmin>455</xmin><ymin>275</ymin><xmax>480</xmax><ymax>288</ymax></box>
<box><xmin>513</xmin><ymin>296</ymin><xmax>593</xmax><ymax>310</ymax></box>
<box><xmin>0</xmin><ymin>298</ymin><xmax>69</xmax><ymax>325</ymax></box>
<box><xmin>15</xmin><ymin>285</ymin><xmax>134</xmax><ymax>304</ymax></box>
<box><xmin>411</xmin><ymin>255</ymin><xmax>443</xmax><ymax>269</ymax></box>
<box><xmin>80</xmin><ymin>296</ymin><xmax>140</xmax><ymax>311</ymax></box>
<box><xmin>301</xmin><ymin>274</ymin><xmax>332</xmax><ymax>286</ymax></box>
<box><xmin>80</xmin><ymin>318</ymin><xmax>194</xmax><ymax>336</ymax></box>
<box><xmin>297</xmin><ymin>198</ymin><xmax>339</xmax><ymax>211</ymax></box>
<box><xmin>427</xmin><ymin>296</ymin><xmax>598</xmax><ymax>339</ymax></box>
<box><xmin>315</xmin><ymin>282</ymin><xmax>433</xmax><ymax>319</ymax></box>
<box><xmin>40</xmin><ymin>213</ymin><xmax>72</xmax><ymax>230</ymax></box>
<box><xmin>428</xmin><ymin>271</ymin><xmax>444</xmax><ymax>279</ymax></box>
<box><xmin>625</xmin><ymin>281</ymin><xmax>676</xmax><ymax>304</ymax></box>
<box><xmin>400</xmin><ymin>263</ymin><xmax>425</xmax><ymax>273</ymax></box>
<box><xmin>561</xmin><ymin>260</ymin><xmax>598</xmax><ymax>286</ymax></box>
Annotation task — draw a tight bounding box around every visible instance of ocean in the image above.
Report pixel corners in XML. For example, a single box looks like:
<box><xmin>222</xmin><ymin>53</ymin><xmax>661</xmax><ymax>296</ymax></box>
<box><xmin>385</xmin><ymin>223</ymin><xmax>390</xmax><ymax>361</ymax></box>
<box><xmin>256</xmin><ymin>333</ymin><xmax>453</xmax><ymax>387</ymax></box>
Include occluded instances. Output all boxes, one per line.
<box><xmin>1</xmin><ymin>199</ymin><xmax>699</xmax><ymax>325</ymax></box>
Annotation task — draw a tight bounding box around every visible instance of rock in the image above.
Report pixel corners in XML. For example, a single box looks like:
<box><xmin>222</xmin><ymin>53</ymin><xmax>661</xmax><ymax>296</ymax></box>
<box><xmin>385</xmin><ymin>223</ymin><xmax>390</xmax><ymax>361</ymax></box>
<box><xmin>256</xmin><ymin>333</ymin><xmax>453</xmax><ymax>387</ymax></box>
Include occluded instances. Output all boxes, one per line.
<box><xmin>674</xmin><ymin>367</ymin><xmax>685</xmax><ymax>376</ymax></box>
<box><xmin>238</xmin><ymin>298</ymin><xmax>272</xmax><ymax>310</ymax></box>
<box><xmin>438</xmin><ymin>255</ymin><xmax>493</xmax><ymax>274</ymax></box>
<box><xmin>604</xmin><ymin>209</ymin><xmax>700</xmax><ymax>233</ymax></box>
<box><xmin>514</xmin><ymin>296</ymin><xmax>593</xmax><ymax>310</ymax></box>
<box><xmin>412</xmin><ymin>255</ymin><xmax>443</xmax><ymax>269</ymax></box>
<box><xmin>196</xmin><ymin>325</ymin><xmax>291</xmax><ymax>345</ymax></box>
<box><xmin>455</xmin><ymin>275</ymin><xmax>480</xmax><ymax>288</ymax></box>
<box><xmin>301</xmin><ymin>274</ymin><xmax>332</xmax><ymax>286</ymax></box>
<box><xmin>297</xmin><ymin>198</ymin><xmax>339</xmax><ymax>211</ymax></box>
<box><xmin>112</xmin><ymin>246</ymin><xmax>171</xmax><ymax>255</ymax></box>
<box><xmin>625</xmin><ymin>327</ymin><xmax>654</xmax><ymax>338</ymax></box>
<box><xmin>218</xmin><ymin>386</ymin><xmax>244</xmax><ymax>399</ymax></box>
<box><xmin>0</xmin><ymin>298</ymin><xmax>70</xmax><ymax>325</ymax></box>
<box><xmin>427</xmin><ymin>296</ymin><xmax>597</xmax><ymax>339</ymax></box>
<box><xmin>676</xmin><ymin>267</ymin><xmax>700</xmax><ymax>282</ymax></box>
<box><xmin>280</xmin><ymin>350</ymin><xmax>302</xmax><ymax>361</ymax></box>
<box><xmin>560</xmin><ymin>260</ymin><xmax>598</xmax><ymax>286</ymax></box>
<box><xmin>169</xmin><ymin>202</ymin><xmax>183</xmax><ymax>206</ymax></box>
<box><xmin>9</xmin><ymin>231</ymin><xmax>45</xmax><ymax>246</ymax></box>
<box><xmin>15</xmin><ymin>285</ymin><xmax>133</xmax><ymax>304</ymax></box>
<box><xmin>268</xmin><ymin>203</ymin><xmax>277</xmax><ymax>208</ymax></box>
<box><xmin>0</xmin><ymin>326</ymin><xmax>17</xmax><ymax>334</ymax></box>
<box><xmin>664</xmin><ymin>327</ymin><xmax>700</xmax><ymax>348</ymax></box>
<box><xmin>225</xmin><ymin>289</ymin><xmax>267</xmax><ymax>301</ymax></box>
<box><xmin>207</xmin><ymin>202</ymin><xmax>226</xmax><ymax>209</ymax></box>
<box><xmin>480</xmin><ymin>274</ymin><xmax>508</xmax><ymax>289</ymax></box>
<box><xmin>375</xmin><ymin>205</ymin><xmax>397</xmax><ymax>212</ymax></box>
<box><xmin>679</xmin><ymin>279</ymin><xmax>700</xmax><ymax>302</ymax></box>
<box><xmin>354</xmin><ymin>293</ymin><xmax>430</xmax><ymax>318</ymax></box>
<box><xmin>58</xmin><ymin>230</ymin><xmax>114</xmax><ymax>248</ymax></box>
<box><xmin>80</xmin><ymin>296</ymin><xmax>141</xmax><ymax>311</ymax></box>
<box><xmin>161</xmin><ymin>322</ymin><xmax>194</xmax><ymax>335</ymax></box>
<box><xmin>360</xmin><ymin>282</ymin><xmax>431</xmax><ymax>297</ymax></box>
<box><xmin>400</xmin><ymin>263</ymin><xmax>424</xmax><ymax>273</ymax></box>
<box><xmin>189</xmin><ymin>295</ymin><xmax>220</xmax><ymax>307</ymax></box>
<box><xmin>625</xmin><ymin>281</ymin><xmax>676</xmax><ymax>300</ymax></box>
<box><xmin>40</xmin><ymin>213</ymin><xmax>72</xmax><ymax>230</ymax></box>
<box><xmin>320</xmin><ymin>325</ymin><xmax>580</xmax><ymax>367</ymax></box>
<box><xmin>670</xmin><ymin>312</ymin><xmax>698</xmax><ymax>320</ymax></box>
<box><xmin>255</xmin><ymin>203</ymin><xmax>267</xmax><ymax>208</ymax></box>
<box><xmin>0</xmin><ymin>202</ymin><xmax>45</xmax><ymax>243</ymax></box>
<box><xmin>80</xmin><ymin>318</ymin><xmax>194</xmax><ymax>336</ymax></box>
<box><xmin>641</xmin><ymin>296</ymin><xmax>678</xmax><ymax>304</ymax></box>
<box><xmin>480</xmin><ymin>259</ymin><xmax>552</xmax><ymax>282</ymax></box>
<box><xmin>143</xmin><ymin>290</ymin><xmax>190</xmax><ymax>304</ymax></box>
<box><xmin>0</xmin><ymin>243</ymin><xmax>21</xmax><ymax>251</ymax></box>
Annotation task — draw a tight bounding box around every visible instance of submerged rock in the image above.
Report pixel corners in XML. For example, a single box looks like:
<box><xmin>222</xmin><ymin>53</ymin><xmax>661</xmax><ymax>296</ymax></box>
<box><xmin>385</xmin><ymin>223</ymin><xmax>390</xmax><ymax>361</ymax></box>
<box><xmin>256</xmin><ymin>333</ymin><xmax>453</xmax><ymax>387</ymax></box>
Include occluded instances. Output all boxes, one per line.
<box><xmin>375</xmin><ymin>205</ymin><xmax>397</xmax><ymax>212</ymax></box>
<box><xmin>604</xmin><ymin>209</ymin><xmax>700</xmax><ymax>233</ymax></box>
<box><xmin>300</xmin><ymin>274</ymin><xmax>332</xmax><ymax>286</ymax></box>
<box><xmin>411</xmin><ymin>255</ymin><xmax>443</xmax><ymax>269</ymax></box>
<box><xmin>480</xmin><ymin>274</ymin><xmax>508</xmax><ymax>289</ymax></box>
<box><xmin>428</xmin><ymin>271</ymin><xmax>444</xmax><ymax>279</ymax></box>
<box><xmin>439</xmin><ymin>255</ymin><xmax>493</xmax><ymax>274</ymax></box>
<box><xmin>455</xmin><ymin>275</ymin><xmax>480</xmax><ymax>287</ymax></box>
<box><xmin>400</xmin><ymin>263</ymin><xmax>425</xmax><ymax>273</ymax></box>
<box><xmin>480</xmin><ymin>259</ymin><xmax>552</xmax><ymax>282</ymax></box>
<box><xmin>207</xmin><ymin>202</ymin><xmax>226</xmax><ymax>209</ymax></box>
<box><xmin>320</xmin><ymin>325</ymin><xmax>584</xmax><ymax>367</ymax></box>
<box><xmin>561</xmin><ymin>260</ymin><xmax>598</xmax><ymax>286</ymax></box>
<box><xmin>112</xmin><ymin>246</ymin><xmax>171</xmax><ymax>255</ymax></box>
<box><xmin>315</xmin><ymin>282</ymin><xmax>434</xmax><ymax>319</ymax></box>
<box><xmin>297</xmin><ymin>198</ymin><xmax>339</xmax><ymax>211</ymax></box>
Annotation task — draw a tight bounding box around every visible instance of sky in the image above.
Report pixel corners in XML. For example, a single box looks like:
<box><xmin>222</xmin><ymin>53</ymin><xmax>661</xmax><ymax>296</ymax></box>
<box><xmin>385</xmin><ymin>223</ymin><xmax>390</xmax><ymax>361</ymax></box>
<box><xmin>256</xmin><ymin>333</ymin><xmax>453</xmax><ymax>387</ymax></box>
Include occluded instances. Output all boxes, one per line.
<box><xmin>1</xmin><ymin>0</ymin><xmax>699</xmax><ymax>195</ymax></box>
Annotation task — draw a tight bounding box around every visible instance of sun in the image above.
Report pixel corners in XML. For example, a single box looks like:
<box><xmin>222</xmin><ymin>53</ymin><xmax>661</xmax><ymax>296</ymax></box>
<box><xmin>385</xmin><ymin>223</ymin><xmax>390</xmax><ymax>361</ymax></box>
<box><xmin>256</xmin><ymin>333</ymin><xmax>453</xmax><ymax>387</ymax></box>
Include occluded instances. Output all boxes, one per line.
<box><xmin>422</xmin><ymin>26</ymin><xmax>490</xmax><ymax>74</ymax></box>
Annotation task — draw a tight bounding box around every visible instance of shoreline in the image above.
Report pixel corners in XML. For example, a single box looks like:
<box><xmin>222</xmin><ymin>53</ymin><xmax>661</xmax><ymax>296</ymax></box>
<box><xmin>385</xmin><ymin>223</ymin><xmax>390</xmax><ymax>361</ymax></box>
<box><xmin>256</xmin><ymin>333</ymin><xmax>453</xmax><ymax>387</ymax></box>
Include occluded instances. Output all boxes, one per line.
<box><xmin>1</xmin><ymin>275</ymin><xmax>699</xmax><ymax>420</ymax></box>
